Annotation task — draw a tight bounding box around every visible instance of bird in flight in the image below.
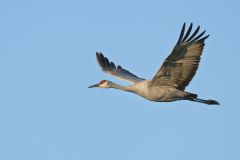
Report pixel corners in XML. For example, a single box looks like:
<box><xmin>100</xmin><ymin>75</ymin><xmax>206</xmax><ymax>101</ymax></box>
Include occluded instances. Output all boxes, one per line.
<box><xmin>89</xmin><ymin>23</ymin><xmax>219</xmax><ymax>105</ymax></box>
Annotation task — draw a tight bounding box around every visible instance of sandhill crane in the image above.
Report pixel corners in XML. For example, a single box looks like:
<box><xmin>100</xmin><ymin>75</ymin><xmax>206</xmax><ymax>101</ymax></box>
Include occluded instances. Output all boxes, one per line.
<box><xmin>89</xmin><ymin>23</ymin><xmax>219</xmax><ymax>105</ymax></box>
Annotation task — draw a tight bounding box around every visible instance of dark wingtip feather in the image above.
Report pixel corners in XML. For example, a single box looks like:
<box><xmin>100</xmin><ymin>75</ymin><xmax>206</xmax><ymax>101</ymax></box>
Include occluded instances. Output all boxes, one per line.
<box><xmin>96</xmin><ymin>52</ymin><xmax>118</xmax><ymax>72</ymax></box>
<box><xmin>176</xmin><ymin>23</ymin><xmax>186</xmax><ymax>44</ymax></box>
<box><xmin>96</xmin><ymin>52</ymin><xmax>100</xmax><ymax>60</ymax></box>
<box><xmin>96</xmin><ymin>52</ymin><xmax>107</xmax><ymax>70</ymax></box>
<box><xmin>117</xmin><ymin>65</ymin><xmax>122</xmax><ymax>70</ymax></box>
<box><xmin>186</xmin><ymin>25</ymin><xmax>200</xmax><ymax>42</ymax></box>
<box><xmin>199</xmin><ymin>34</ymin><xmax>210</xmax><ymax>41</ymax></box>
<box><xmin>181</xmin><ymin>23</ymin><xmax>193</xmax><ymax>42</ymax></box>
<box><xmin>94</xmin><ymin>52</ymin><xmax>145</xmax><ymax>83</ymax></box>
<box><xmin>110</xmin><ymin>62</ymin><xmax>116</xmax><ymax>70</ymax></box>
<box><xmin>191</xmin><ymin>30</ymin><xmax>206</xmax><ymax>42</ymax></box>
<box><xmin>104</xmin><ymin>57</ymin><xmax>111</xmax><ymax>70</ymax></box>
<box><xmin>96</xmin><ymin>52</ymin><xmax>102</xmax><ymax>69</ymax></box>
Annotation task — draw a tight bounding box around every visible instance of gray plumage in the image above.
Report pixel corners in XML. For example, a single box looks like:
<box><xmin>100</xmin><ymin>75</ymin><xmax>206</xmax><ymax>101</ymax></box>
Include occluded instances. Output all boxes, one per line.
<box><xmin>89</xmin><ymin>23</ymin><xmax>219</xmax><ymax>105</ymax></box>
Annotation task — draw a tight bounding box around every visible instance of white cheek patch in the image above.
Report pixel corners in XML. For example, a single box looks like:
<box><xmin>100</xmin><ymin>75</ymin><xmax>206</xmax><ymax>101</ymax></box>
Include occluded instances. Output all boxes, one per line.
<box><xmin>99</xmin><ymin>82</ymin><xmax>107</xmax><ymax>88</ymax></box>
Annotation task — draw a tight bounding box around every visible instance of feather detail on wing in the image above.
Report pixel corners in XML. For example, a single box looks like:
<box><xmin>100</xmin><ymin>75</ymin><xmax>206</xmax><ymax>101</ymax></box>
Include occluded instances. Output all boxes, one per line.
<box><xmin>150</xmin><ymin>23</ymin><xmax>209</xmax><ymax>90</ymax></box>
<box><xmin>96</xmin><ymin>52</ymin><xmax>145</xmax><ymax>83</ymax></box>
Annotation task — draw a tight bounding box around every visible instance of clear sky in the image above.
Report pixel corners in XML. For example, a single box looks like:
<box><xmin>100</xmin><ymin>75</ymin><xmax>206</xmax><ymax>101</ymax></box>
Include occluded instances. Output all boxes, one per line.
<box><xmin>1</xmin><ymin>0</ymin><xmax>240</xmax><ymax>160</ymax></box>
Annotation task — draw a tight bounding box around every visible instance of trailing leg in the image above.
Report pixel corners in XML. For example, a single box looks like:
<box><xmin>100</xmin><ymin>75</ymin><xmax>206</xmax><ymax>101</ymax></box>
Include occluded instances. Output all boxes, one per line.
<box><xmin>187</xmin><ymin>97</ymin><xmax>219</xmax><ymax>105</ymax></box>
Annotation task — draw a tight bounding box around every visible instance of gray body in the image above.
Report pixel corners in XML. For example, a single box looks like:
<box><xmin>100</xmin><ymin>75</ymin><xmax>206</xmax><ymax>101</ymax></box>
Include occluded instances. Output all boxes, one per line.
<box><xmin>118</xmin><ymin>80</ymin><xmax>188</xmax><ymax>102</ymax></box>
<box><xmin>89</xmin><ymin>23</ymin><xmax>219</xmax><ymax>105</ymax></box>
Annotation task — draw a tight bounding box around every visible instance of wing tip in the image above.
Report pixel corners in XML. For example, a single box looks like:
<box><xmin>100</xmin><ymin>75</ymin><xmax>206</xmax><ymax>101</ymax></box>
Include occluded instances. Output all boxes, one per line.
<box><xmin>95</xmin><ymin>52</ymin><xmax>118</xmax><ymax>72</ymax></box>
<box><xmin>96</xmin><ymin>51</ymin><xmax>106</xmax><ymax>71</ymax></box>
<box><xmin>202</xmin><ymin>34</ymin><xmax>210</xmax><ymax>41</ymax></box>
<box><xmin>176</xmin><ymin>23</ymin><xmax>186</xmax><ymax>44</ymax></box>
<box><xmin>94</xmin><ymin>52</ymin><xmax>144</xmax><ymax>83</ymax></box>
<box><xmin>177</xmin><ymin>23</ymin><xmax>209</xmax><ymax>44</ymax></box>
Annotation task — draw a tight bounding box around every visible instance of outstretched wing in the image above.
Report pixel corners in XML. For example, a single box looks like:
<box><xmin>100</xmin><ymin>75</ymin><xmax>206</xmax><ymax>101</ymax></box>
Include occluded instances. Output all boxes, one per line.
<box><xmin>150</xmin><ymin>23</ymin><xmax>209</xmax><ymax>90</ymax></box>
<box><xmin>96</xmin><ymin>52</ymin><xmax>145</xmax><ymax>83</ymax></box>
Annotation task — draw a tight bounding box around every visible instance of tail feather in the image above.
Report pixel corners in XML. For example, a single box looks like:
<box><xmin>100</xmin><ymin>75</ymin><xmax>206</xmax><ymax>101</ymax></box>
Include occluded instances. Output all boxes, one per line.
<box><xmin>188</xmin><ymin>98</ymin><xmax>220</xmax><ymax>105</ymax></box>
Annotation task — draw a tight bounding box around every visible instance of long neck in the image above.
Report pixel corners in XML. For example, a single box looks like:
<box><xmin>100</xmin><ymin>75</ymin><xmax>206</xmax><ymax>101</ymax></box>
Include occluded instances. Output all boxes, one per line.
<box><xmin>110</xmin><ymin>83</ymin><xmax>134</xmax><ymax>93</ymax></box>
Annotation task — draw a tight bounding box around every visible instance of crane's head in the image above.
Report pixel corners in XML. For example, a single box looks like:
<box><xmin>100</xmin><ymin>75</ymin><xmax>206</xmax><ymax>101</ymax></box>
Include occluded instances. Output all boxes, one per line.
<box><xmin>88</xmin><ymin>80</ymin><xmax>112</xmax><ymax>88</ymax></box>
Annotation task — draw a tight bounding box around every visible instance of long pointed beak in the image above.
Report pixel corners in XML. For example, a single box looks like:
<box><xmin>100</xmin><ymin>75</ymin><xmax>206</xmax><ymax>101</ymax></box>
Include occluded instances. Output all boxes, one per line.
<box><xmin>88</xmin><ymin>83</ymin><xmax>99</xmax><ymax>88</ymax></box>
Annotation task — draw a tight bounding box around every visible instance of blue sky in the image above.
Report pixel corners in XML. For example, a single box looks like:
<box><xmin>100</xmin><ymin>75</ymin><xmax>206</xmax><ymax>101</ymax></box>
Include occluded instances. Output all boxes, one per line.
<box><xmin>0</xmin><ymin>0</ymin><xmax>240</xmax><ymax>160</ymax></box>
